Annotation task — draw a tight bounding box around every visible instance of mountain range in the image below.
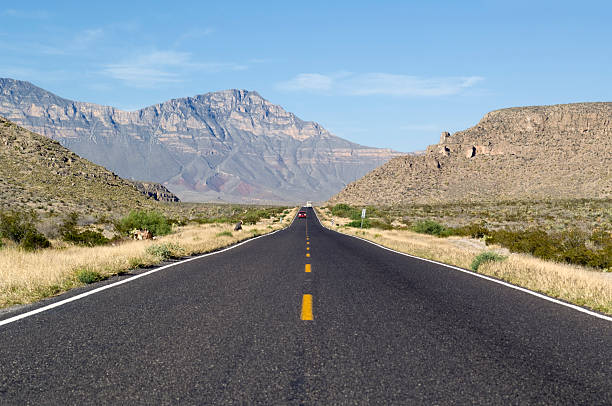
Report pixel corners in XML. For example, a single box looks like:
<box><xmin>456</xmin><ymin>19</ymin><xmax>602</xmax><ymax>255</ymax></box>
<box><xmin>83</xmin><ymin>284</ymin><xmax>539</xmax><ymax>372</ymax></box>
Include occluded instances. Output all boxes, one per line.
<box><xmin>0</xmin><ymin>79</ymin><xmax>401</xmax><ymax>203</ymax></box>
<box><xmin>330</xmin><ymin>102</ymin><xmax>612</xmax><ymax>206</ymax></box>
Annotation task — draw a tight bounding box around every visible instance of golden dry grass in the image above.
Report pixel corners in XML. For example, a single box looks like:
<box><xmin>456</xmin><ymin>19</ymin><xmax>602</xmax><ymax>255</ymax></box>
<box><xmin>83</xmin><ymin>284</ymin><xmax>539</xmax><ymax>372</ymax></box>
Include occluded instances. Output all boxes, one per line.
<box><xmin>0</xmin><ymin>208</ymin><xmax>298</xmax><ymax>308</ymax></box>
<box><xmin>316</xmin><ymin>208</ymin><xmax>612</xmax><ymax>315</ymax></box>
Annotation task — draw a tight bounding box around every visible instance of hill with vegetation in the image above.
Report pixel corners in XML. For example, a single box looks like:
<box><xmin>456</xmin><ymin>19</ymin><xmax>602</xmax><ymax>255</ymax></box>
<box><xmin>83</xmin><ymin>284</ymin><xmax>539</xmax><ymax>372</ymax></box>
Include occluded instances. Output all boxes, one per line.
<box><xmin>0</xmin><ymin>115</ymin><xmax>172</xmax><ymax>217</ymax></box>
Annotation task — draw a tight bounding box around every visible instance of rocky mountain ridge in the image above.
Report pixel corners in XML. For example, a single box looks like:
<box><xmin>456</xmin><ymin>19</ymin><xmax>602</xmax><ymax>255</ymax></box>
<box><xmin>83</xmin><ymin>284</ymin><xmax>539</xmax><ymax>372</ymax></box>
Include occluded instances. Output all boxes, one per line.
<box><xmin>329</xmin><ymin>102</ymin><xmax>612</xmax><ymax>206</ymax></box>
<box><xmin>0</xmin><ymin>78</ymin><xmax>401</xmax><ymax>203</ymax></box>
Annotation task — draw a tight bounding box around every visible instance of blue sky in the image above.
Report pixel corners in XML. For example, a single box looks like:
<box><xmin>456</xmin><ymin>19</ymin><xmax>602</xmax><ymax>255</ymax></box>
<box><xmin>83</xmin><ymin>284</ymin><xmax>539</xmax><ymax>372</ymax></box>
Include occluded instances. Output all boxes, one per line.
<box><xmin>1</xmin><ymin>0</ymin><xmax>610</xmax><ymax>152</ymax></box>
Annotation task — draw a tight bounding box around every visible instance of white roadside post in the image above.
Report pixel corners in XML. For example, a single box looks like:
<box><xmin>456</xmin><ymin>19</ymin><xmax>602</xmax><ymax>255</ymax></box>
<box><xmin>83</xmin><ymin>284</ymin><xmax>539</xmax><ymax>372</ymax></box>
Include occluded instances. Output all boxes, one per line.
<box><xmin>361</xmin><ymin>208</ymin><xmax>366</xmax><ymax>228</ymax></box>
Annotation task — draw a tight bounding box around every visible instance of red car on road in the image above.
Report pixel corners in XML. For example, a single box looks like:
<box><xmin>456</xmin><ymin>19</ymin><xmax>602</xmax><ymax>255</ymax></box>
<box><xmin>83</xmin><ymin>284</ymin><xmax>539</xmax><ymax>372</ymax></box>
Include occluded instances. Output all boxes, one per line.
<box><xmin>298</xmin><ymin>211</ymin><xmax>307</xmax><ymax>218</ymax></box>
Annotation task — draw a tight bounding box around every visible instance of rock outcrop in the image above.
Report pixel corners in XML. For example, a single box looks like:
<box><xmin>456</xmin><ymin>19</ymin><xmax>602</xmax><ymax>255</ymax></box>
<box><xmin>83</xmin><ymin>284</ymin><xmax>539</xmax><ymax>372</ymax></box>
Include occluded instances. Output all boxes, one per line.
<box><xmin>0</xmin><ymin>78</ymin><xmax>402</xmax><ymax>203</ymax></box>
<box><xmin>329</xmin><ymin>103</ymin><xmax>612</xmax><ymax>206</ymax></box>
<box><xmin>129</xmin><ymin>181</ymin><xmax>180</xmax><ymax>202</ymax></box>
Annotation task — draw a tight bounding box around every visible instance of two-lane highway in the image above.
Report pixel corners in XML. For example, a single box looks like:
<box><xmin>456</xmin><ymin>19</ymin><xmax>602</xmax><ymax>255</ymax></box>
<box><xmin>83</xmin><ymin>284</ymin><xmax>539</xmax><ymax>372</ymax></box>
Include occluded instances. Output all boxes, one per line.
<box><xmin>0</xmin><ymin>207</ymin><xmax>610</xmax><ymax>404</ymax></box>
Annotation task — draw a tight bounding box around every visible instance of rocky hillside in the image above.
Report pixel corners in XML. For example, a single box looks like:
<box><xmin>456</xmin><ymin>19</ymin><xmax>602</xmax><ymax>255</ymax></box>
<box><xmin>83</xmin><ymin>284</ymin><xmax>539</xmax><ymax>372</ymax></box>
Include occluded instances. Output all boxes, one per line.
<box><xmin>0</xmin><ymin>79</ymin><xmax>401</xmax><ymax>203</ymax></box>
<box><xmin>0</xmin><ymin>116</ymin><xmax>175</xmax><ymax>215</ymax></box>
<box><xmin>330</xmin><ymin>103</ymin><xmax>612</xmax><ymax>206</ymax></box>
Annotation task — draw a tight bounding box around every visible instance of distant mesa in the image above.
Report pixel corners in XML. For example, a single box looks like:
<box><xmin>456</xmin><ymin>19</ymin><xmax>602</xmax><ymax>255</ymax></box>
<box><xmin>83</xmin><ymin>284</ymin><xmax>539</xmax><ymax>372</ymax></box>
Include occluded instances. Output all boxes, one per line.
<box><xmin>0</xmin><ymin>78</ymin><xmax>402</xmax><ymax>204</ymax></box>
<box><xmin>329</xmin><ymin>102</ymin><xmax>612</xmax><ymax>206</ymax></box>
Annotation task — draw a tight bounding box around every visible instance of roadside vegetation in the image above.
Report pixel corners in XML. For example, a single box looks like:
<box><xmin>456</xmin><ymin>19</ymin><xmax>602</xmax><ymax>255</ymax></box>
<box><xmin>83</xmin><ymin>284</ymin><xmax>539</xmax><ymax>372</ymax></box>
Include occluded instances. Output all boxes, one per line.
<box><xmin>318</xmin><ymin>203</ymin><xmax>612</xmax><ymax>315</ymax></box>
<box><xmin>0</xmin><ymin>206</ymin><xmax>297</xmax><ymax>308</ymax></box>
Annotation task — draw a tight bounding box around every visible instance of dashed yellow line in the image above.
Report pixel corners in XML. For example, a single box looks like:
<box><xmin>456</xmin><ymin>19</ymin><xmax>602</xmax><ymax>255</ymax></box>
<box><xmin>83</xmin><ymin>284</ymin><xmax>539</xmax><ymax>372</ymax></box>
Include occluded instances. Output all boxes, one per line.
<box><xmin>305</xmin><ymin>264</ymin><xmax>311</xmax><ymax>273</ymax></box>
<box><xmin>307</xmin><ymin>247</ymin><xmax>310</xmax><ymax>251</ymax></box>
<box><xmin>306</xmin><ymin>253</ymin><xmax>310</xmax><ymax>258</ymax></box>
<box><xmin>301</xmin><ymin>294</ymin><xmax>313</xmax><ymax>320</ymax></box>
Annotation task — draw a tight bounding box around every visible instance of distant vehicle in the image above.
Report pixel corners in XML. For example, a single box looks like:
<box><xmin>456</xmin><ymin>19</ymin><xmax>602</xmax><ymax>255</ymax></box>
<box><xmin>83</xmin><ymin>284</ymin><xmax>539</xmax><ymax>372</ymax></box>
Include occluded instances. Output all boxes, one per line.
<box><xmin>306</xmin><ymin>201</ymin><xmax>312</xmax><ymax>207</ymax></box>
<box><xmin>298</xmin><ymin>211</ymin><xmax>307</xmax><ymax>218</ymax></box>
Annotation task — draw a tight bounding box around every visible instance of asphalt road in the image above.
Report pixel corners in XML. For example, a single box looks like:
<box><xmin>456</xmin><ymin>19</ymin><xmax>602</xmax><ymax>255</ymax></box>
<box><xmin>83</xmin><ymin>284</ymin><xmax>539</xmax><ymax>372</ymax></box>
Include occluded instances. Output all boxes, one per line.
<box><xmin>0</xmin><ymin>207</ymin><xmax>610</xmax><ymax>404</ymax></box>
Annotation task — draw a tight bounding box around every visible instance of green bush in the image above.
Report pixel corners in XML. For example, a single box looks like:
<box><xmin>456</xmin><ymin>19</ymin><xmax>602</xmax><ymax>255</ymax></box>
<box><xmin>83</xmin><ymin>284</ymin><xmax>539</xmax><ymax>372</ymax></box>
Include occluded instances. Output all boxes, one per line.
<box><xmin>216</xmin><ymin>231</ymin><xmax>233</xmax><ymax>237</ymax></box>
<box><xmin>412</xmin><ymin>220</ymin><xmax>450</xmax><ymax>237</ymax></box>
<box><xmin>116</xmin><ymin>210</ymin><xmax>171</xmax><ymax>236</ymax></box>
<box><xmin>368</xmin><ymin>219</ymin><xmax>393</xmax><ymax>230</ymax></box>
<box><xmin>331</xmin><ymin>204</ymin><xmax>362</xmax><ymax>220</ymax></box>
<box><xmin>146</xmin><ymin>243</ymin><xmax>182</xmax><ymax>260</ymax></box>
<box><xmin>485</xmin><ymin>228</ymin><xmax>612</xmax><ymax>270</ymax></box>
<box><xmin>347</xmin><ymin>219</ymin><xmax>370</xmax><ymax>228</ymax></box>
<box><xmin>21</xmin><ymin>230</ymin><xmax>51</xmax><ymax>251</ymax></box>
<box><xmin>194</xmin><ymin>206</ymin><xmax>287</xmax><ymax>226</ymax></box>
<box><xmin>64</xmin><ymin>229</ymin><xmax>110</xmax><ymax>247</ymax></box>
<box><xmin>0</xmin><ymin>210</ymin><xmax>37</xmax><ymax>243</ymax></box>
<box><xmin>60</xmin><ymin>213</ymin><xmax>109</xmax><ymax>246</ymax></box>
<box><xmin>0</xmin><ymin>210</ymin><xmax>50</xmax><ymax>250</ymax></box>
<box><xmin>450</xmin><ymin>223</ymin><xmax>489</xmax><ymax>239</ymax></box>
<box><xmin>76</xmin><ymin>269</ymin><xmax>104</xmax><ymax>284</ymax></box>
<box><xmin>471</xmin><ymin>252</ymin><xmax>507</xmax><ymax>271</ymax></box>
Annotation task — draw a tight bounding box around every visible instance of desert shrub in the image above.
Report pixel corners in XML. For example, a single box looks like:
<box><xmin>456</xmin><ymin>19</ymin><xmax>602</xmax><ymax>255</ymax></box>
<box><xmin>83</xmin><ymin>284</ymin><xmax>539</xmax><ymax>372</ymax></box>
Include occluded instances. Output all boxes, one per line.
<box><xmin>0</xmin><ymin>210</ymin><xmax>50</xmax><ymax>250</ymax></box>
<box><xmin>60</xmin><ymin>213</ymin><xmax>109</xmax><ymax>246</ymax></box>
<box><xmin>0</xmin><ymin>210</ymin><xmax>37</xmax><ymax>243</ymax></box>
<box><xmin>146</xmin><ymin>243</ymin><xmax>182</xmax><ymax>260</ymax></box>
<box><xmin>368</xmin><ymin>219</ymin><xmax>393</xmax><ymax>230</ymax></box>
<box><xmin>412</xmin><ymin>220</ymin><xmax>450</xmax><ymax>237</ymax></box>
<box><xmin>21</xmin><ymin>229</ymin><xmax>51</xmax><ymax>251</ymax></box>
<box><xmin>450</xmin><ymin>223</ymin><xmax>489</xmax><ymax>239</ymax></box>
<box><xmin>471</xmin><ymin>252</ymin><xmax>507</xmax><ymax>271</ymax></box>
<box><xmin>486</xmin><ymin>228</ymin><xmax>612</xmax><ymax>270</ymax></box>
<box><xmin>347</xmin><ymin>219</ymin><xmax>370</xmax><ymax>228</ymax></box>
<box><xmin>194</xmin><ymin>206</ymin><xmax>287</xmax><ymax>225</ymax></box>
<box><xmin>331</xmin><ymin>204</ymin><xmax>362</xmax><ymax>220</ymax></box>
<box><xmin>216</xmin><ymin>231</ymin><xmax>233</xmax><ymax>237</ymax></box>
<box><xmin>76</xmin><ymin>269</ymin><xmax>104</xmax><ymax>284</ymax></box>
<box><xmin>487</xmin><ymin>229</ymin><xmax>556</xmax><ymax>260</ymax></box>
<box><xmin>65</xmin><ymin>229</ymin><xmax>110</xmax><ymax>247</ymax></box>
<box><xmin>116</xmin><ymin>210</ymin><xmax>171</xmax><ymax>236</ymax></box>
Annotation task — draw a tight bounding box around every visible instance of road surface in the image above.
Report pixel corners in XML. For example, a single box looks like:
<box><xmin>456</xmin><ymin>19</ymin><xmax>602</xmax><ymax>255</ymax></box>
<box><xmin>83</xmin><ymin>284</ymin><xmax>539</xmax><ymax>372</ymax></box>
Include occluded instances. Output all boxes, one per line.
<box><xmin>0</xmin><ymin>207</ymin><xmax>610</xmax><ymax>404</ymax></box>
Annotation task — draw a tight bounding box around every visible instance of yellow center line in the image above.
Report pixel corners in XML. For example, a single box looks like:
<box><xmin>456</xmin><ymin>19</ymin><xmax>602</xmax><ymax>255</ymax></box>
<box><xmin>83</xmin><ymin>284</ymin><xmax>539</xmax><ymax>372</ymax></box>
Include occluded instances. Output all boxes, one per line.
<box><xmin>306</xmin><ymin>247</ymin><xmax>310</xmax><ymax>251</ymax></box>
<box><xmin>305</xmin><ymin>264</ymin><xmax>311</xmax><ymax>273</ymax></box>
<box><xmin>306</xmin><ymin>253</ymin><xmax>310</xmax><ymax>258</ymax></box>
<box><xmin>301</xmin><ymin>294</ymin><xmax>313</xmax><ymax>320</ymax></box>
<box><xmin>307</xmin><ymin>241</ymin><xmax>309</xmax><ymax>245</ymax></box>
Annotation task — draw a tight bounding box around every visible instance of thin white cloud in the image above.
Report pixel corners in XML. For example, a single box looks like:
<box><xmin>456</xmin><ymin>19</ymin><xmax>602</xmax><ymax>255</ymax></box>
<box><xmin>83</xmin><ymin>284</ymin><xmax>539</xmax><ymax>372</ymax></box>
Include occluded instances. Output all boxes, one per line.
<box><xmin>277</xmin><ymin>73</ymin><xmax>334</xmax><ymax>92</ymax></box>
<box><xmin>173</xmin><ymin>28</ymin><xmax>214</xmax><ymax>46</ymax></box>
<box><xmin>277</xmin><ymin>72</ymin><xmax>483</xmax><ymax>96</ymax></box>
<box><xmin>102</xmin><ymin>50</ymin><xmax>247</xmax><ymax>87</ymax></box>
<box><xmin>2</xmin><ymin>9</ymin><xmax>51</xmax><ymax>19</ymax></box>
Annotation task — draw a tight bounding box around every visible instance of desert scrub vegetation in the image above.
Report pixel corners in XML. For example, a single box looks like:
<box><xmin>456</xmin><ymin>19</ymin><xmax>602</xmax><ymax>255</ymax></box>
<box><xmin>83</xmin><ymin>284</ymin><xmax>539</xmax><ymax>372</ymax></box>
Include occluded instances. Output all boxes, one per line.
<box><xmin>0</xmin><ymin>207</ymin><xmax>298</xmax><ymax>308</ymax></box>
<box><xmin>59</xmin><ymin>212</ymin><xmax>110</xmax><ymax>247</ymax></box>
<box><xmin>146</xmin><ymin>243</ymin><xmax>184</xmax><ymax>260</ymax></box>
<box><xmin>193</xmin><ymin>206</ymin><xmax>289</xmax><ymax>226</ymax></box>
<box><xmin>326</xmin><ymin>203</ymin><xmax>611</xmax><ymax>270</ymax></box>
<box><xmin>317</xmin><ymin>207</ymin><xmax>612</xmax><ymax>315</ymax></box>
<box><xmin>115</xmin><ymin>210</ymin><xmax>172</xmax><ymax>237</ymax></box>
<box><xmin>0</xmin><ymin>210</ymin><xmax>50</xmax><ymax>251</ymax></box>
<box><xmin>471</xmin><ymin>252</ymin><xmax>507</xmax><ymax>271</ymax></box>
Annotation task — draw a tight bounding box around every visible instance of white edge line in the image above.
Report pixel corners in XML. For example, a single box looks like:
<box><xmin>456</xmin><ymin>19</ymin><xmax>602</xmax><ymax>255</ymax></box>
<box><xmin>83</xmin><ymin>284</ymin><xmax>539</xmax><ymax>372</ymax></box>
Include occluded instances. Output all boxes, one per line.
<box><xmin>313</xmin><ymin>207</ymin><xmax>612</xmax><ymax>322</ymax></box>
<box><xmin>0</xmin><ymin>211</ymin><xmax>300</xmax><ymax>328</ymax></box>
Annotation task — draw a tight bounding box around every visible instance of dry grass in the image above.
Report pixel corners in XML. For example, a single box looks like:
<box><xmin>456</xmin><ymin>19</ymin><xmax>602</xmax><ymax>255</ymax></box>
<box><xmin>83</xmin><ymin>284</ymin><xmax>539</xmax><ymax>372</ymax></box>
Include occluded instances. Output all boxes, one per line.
<box><xmin>316</xmin><ymin>208</ymin><xmax>612</xmax><ymax>315</ymax></box>
<box><xmin>0</xmin><ymin>208</ymin><xmax>298</xmax><ymax>308</ymax></box>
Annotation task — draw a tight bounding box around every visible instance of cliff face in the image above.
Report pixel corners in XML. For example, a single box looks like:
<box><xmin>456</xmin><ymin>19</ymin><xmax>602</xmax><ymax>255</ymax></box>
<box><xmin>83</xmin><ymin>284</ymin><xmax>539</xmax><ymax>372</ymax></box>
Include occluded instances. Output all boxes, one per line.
<box><xmin>329</xmin><ymin>103</ymin><xmax>612</xmax><ymax>206</ymax></box>
<box><xmin>0</xmin><ymin>79</ymin><xmax>401</xmax><ymax>203</ymax></box>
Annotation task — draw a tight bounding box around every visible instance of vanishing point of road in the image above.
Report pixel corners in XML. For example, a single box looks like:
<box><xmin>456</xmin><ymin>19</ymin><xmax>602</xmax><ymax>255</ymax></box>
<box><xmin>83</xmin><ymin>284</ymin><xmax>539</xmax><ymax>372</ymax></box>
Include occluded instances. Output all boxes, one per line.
<box><xmin>0</xmin><ymin>207</ymin><xmax>610</xmax><ymax>404</ymax></box>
